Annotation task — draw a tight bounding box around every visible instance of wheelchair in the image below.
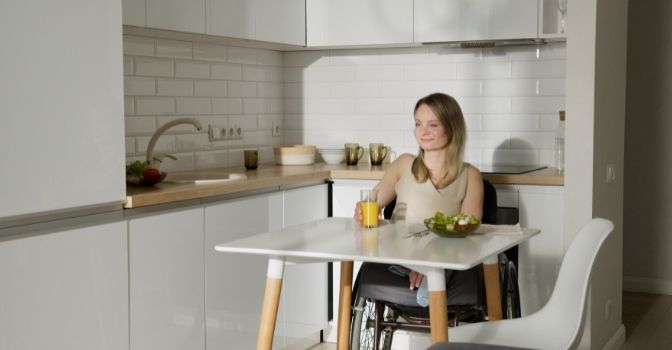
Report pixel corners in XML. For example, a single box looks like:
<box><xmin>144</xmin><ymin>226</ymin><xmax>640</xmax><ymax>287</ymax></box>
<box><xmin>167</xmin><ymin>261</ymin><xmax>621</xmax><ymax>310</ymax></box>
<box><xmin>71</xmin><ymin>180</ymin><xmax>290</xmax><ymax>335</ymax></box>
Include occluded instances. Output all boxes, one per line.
<box><xmin>350</xmin><ymin>180</ymin><xmax>521</xmax><ymax>350</ymax></box>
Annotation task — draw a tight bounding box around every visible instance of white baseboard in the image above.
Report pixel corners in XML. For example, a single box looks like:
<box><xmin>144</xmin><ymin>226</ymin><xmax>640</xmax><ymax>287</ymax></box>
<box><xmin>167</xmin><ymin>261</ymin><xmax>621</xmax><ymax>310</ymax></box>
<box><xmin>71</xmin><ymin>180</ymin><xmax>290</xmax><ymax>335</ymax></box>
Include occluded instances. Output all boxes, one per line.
<box><xmin>601</xmin><ymin>324</ymin><xmax>625</xmax><ymax>350</ymax></box>
<box><xmin>623</xmin><ymin>276</ymin><xmax>672</xmax><ymax>295</ymax></box>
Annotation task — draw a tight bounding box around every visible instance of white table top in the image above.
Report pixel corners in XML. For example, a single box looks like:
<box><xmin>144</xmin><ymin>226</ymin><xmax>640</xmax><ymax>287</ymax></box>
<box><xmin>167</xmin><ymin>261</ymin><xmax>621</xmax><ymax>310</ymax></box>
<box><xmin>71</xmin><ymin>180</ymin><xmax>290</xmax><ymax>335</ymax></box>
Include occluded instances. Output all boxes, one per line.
<box><xmin>215</xmin><ymin>217</ymin><xmax>540</xmax><ymax>271</ymax></box>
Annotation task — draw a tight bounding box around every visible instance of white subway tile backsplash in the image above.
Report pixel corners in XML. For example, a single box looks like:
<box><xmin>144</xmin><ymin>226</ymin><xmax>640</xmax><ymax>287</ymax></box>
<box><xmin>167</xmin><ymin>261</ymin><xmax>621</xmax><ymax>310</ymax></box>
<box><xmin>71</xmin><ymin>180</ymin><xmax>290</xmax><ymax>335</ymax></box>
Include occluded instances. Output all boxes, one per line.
<box><xmin>212</xmin><ymin>98</ymin><xmax>243</xmax><ymax>114</ymax></box>
<box><xmin>193</xmin><ymin>43</ymin><xmax>227</xmax><ymax>62</ymax></box>
<box><xmin>135</xmin><ymin>97</ymin><xmax>175</xmax><ymax>115</ymax></box>
<box><xmin>156</xmin><ymin>152</ymin><xmax>195</xmax><ymax>172</ymax></box>
<box><xmin>195</xmin><ymin>150</ymin><xmax>229</xmax><ymax>169</ymax></box>
<box><xmin>539</xmin><ymin>79</ymin><xmax>566</xmax><ymax>96</ymax></box>
<box><xmin>124</xmin><ymin>96</ymin><xmax>134</xmax><ymax>115</ymax></box>
<box><xmin>123</xmin><ymin>36</ymin><xmax>154</xmax><ymax>56</ymax></box>
<box><xmin>228</xmin><ymin>47</ymin><xmax>258</xmax><ymax>65</ymax></box>
<box><xmin>426</xmin><ymin>80</ymin><xmax>482</xmax><ymax>97</ymax></box>
<box><xmin>257</xmin><ymin>50</ymin><xmax>282</xmax><ymax>66</ymax></box>
<box><xmin>511</xmin><ymin>96</ymin><xmax>565</xmax><ymax>113</ymax></box>
<box><xmin>228</xmin><ymin>81</ymin><xmax>257</xmax><ymax>97</ymax></box>
<box><xmin>483</xmin><ymin>114</ymin><xmax>539</xmax><ymax>131</ymax></box>
<box><xmin>124</xmin><ymin>35</ymin><xmax>565</xmax><ymax>171</ymax></box>
<box><xmin>211</xmin><ymin>63</ymin><xmax>242</xmax><ymax>80</ymax></box>
<box><xmin>157</xmin><ymin>79</ymin><xmax>193</xmax><ymax>96</ymax></box>
<box><xmin>257</xmin><ymin>82</ymin><xmax>283</xmax><ymax>98</ymax></box>
<box><xmin>125</xmin><ymin>116</ymin><xmax>156</xmax><ymax>135</ymax></box>
<box><xmin>134</xmin><ymin>57</ymin><xmax>174</xmax><ymax>77</ymax></box>
<box><xmin>194</xmin><ymin>80</ymin><xmax>228</xmax><ymax>97</ymax></box>
<box><xmin>176</xmin><ymin>97</ymin><xmax>211</xmax><ymax>115</ymax></box>
<box><xmin>175</xmin><ymin>61</ymin><xmax>210</xmax><ymax>79</ymax></box>
<box><xmin>483</xmin><ymin>79</ymin><xmax>537</xmax><ymax>97</ymax></box>
<box><xmin>404</xmin><ymin>63</ymin><xmax>456</xmax><ymax>81</ymax></box>
<box><xmin>512</xmin><ymin>60</ymin><xmax>565</xmax><ymax>78</ymax></box>
<box><xmin>124</xmin><ymin>56</ymin><xmax>133</xmax><ymax>75</ymax></box>
<box><xmin>156</xmin><ymin>39</ymin><xmax>193</xmax><ymax>59</ymax></box>
<box><xmin>124</xmin><ymin>76</ymin><xmax>155</xmax><ymax>96</ymax></box>
<box><xmin>330</xmin><ymin>49</ymin><xmax>381</xmax><ymax>65</ymax></box>
<box><xmin>457</xmin><ymin>61</ymin><xmax>511</xmax><ymax>79</ymax></box>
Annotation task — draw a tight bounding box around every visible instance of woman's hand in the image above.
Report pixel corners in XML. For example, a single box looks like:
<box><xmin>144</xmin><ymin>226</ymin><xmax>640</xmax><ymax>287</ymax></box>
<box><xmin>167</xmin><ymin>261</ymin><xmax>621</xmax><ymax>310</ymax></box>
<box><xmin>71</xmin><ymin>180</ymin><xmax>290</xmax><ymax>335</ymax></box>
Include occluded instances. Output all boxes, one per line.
<box><xmin>409</xmin><ymin>270</ymin><xmax>424</xmax><ymax>289</ymax></box>
<box><xmin>353</xmin><ymin>201</ymin><xmax>363</xmax><ymax>226</ymax></box>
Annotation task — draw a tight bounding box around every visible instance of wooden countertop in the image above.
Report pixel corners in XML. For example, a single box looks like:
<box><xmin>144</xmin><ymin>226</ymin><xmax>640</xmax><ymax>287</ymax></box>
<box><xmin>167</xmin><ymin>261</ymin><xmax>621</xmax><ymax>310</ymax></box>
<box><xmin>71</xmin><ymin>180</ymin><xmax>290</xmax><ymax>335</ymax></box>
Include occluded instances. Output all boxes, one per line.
<box><xmin>125</xmin><ymin>163</ymin><xmax>563</xmax><ymax>209</ymax></box>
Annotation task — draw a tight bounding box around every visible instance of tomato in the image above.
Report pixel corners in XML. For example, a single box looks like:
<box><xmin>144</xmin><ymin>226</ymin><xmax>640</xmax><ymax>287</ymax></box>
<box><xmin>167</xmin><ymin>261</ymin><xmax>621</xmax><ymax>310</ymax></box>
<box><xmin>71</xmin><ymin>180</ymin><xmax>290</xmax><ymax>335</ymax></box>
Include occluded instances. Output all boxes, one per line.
<box><xmin>142</xmin><ymin>167</ymin><xmax>162</xmax><ymax>184</ymax></box>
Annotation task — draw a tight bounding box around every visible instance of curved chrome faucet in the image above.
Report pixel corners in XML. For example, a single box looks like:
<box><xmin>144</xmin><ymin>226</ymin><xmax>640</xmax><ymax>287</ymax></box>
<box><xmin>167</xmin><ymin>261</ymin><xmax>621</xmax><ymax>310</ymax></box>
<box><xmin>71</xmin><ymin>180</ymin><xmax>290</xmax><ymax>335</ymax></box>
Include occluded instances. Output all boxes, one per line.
<box><xmin>146</xmin><ymin>118</ymin><xmax>203</xmax><ymax>166</ymax></box>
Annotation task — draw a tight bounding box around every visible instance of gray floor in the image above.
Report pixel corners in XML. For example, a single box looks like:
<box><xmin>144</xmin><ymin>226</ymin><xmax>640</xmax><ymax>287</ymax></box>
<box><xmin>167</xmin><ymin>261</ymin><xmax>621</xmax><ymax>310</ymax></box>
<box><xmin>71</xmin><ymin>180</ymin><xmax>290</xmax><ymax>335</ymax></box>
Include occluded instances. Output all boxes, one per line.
<box><xmin>308</xmin><ymin>291</ymin><xmax>672</xmax><ymax>350</ymax></box>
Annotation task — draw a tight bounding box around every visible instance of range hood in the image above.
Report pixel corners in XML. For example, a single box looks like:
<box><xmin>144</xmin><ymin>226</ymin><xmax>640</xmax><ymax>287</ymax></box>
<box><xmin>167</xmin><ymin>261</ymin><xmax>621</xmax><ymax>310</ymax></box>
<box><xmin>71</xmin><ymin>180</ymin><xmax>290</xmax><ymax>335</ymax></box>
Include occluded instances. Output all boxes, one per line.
<box><xmin>422</xmin><ymin>38</ymin><xmax>546</xmax><ymax>48</ymax></box>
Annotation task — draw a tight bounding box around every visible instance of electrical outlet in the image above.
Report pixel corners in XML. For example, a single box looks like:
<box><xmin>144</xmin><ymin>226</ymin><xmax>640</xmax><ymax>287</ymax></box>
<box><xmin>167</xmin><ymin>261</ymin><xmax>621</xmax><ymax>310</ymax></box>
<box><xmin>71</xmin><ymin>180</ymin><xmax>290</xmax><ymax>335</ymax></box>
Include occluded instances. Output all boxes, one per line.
<box><xmin>235</xmin><ymin>125</ymin><xmax>242</xmax><ymax>138</ymax></box>
<box><xmin>272</xmin><ymin>122</ymin><xmax>281</xmax><ymax>137</ymax></box>
<box><xmin>208</xmin><ymin>125</ymin><xmax>228</xmax><ymax>141</ymax></box>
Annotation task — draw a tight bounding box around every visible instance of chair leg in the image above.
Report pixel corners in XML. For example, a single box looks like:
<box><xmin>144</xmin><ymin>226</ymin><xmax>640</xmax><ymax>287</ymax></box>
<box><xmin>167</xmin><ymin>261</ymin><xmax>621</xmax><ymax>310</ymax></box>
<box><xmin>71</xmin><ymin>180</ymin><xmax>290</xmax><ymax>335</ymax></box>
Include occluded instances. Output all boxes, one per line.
<box><xmin>373</xmin><ymin>300</ymin><xmax>383</xmax><ymax>349</ymax></box>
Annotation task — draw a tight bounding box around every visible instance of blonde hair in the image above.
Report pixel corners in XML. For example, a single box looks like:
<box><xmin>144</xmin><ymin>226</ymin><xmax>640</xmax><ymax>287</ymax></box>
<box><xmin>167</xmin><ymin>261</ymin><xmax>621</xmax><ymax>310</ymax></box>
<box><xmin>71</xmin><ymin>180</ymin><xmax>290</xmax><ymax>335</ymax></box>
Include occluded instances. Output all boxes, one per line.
<box><xmin>411</xmin><ymin>93</ymin><xmax>466</xmax><ymax>188</ymax></box>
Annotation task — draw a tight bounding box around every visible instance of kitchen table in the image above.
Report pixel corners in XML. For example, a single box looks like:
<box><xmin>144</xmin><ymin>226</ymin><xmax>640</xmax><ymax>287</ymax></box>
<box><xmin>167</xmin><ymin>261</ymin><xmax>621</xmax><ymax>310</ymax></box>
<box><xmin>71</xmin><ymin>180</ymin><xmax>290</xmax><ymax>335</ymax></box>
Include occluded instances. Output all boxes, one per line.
<box><xmin>214</xmin><ymin>217</ymin><xmax>540</xmax><ymax>349</ymax></box>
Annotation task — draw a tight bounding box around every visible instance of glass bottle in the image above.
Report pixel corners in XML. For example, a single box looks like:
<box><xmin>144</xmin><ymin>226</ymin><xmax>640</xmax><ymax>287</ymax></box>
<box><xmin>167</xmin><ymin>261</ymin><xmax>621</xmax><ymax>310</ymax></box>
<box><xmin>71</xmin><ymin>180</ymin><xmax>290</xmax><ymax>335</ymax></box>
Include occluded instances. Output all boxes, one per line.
<box><xmin>555</xmin><ymin>110</ymin><xmax>565</xmax><ymax>173</ymax></box>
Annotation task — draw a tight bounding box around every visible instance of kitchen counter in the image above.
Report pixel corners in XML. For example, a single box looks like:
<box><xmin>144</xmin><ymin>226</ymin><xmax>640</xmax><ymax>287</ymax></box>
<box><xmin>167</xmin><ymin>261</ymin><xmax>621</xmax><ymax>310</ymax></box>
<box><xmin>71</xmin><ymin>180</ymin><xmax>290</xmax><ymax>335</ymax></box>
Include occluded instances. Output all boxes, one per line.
<box><xmin>125</xmin><ymin>163</ymin><xmax>563</xmax><ymax>209</ymax></box>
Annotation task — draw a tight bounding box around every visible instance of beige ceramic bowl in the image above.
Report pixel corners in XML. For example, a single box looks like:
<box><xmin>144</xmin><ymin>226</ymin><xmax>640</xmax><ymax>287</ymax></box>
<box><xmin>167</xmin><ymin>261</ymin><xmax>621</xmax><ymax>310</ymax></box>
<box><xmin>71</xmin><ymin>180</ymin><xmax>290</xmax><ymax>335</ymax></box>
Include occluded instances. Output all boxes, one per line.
<box><xmin>318</xmin><ymin>148</ymin><xmax>345</xmax><ymax>164</ymax></box>
<box><xmin>273</xmin><ymin>145</ymin><xmax>316</xmax><ymax>165</ymax></box>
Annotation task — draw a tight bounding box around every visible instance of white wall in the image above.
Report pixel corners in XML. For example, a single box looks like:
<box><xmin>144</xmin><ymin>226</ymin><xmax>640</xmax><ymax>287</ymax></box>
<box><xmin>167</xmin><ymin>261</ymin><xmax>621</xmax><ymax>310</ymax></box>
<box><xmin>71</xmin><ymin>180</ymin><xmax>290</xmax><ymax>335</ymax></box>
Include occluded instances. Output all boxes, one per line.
<box><xmin>565</xmin><ymin>0</ymin><xmax>628</xmax><ymax>348</ymax></box>
<box><xmin>623</xmin><ymin>1</ymin><xmax>672</xmax><ymax>294</ymax></box>
<box><xmin>123</xmin><ymin>35</ymin><xmax>284</xmax><ymax>171</ymax></box>
<box><xmin>283</xmin><ymin>44</ymin><xmax>566</xmax><ymax>167</ymax></box>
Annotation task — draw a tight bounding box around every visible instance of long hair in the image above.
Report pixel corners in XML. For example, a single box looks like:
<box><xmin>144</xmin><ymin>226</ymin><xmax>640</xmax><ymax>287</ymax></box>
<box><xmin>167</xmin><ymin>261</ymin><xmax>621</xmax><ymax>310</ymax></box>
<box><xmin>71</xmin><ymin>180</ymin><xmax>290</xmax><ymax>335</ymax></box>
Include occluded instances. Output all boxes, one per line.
<box><xmin>411</xmin><ymin>93</ymin><xmax>466</xmax><ymax>188</ymax></box>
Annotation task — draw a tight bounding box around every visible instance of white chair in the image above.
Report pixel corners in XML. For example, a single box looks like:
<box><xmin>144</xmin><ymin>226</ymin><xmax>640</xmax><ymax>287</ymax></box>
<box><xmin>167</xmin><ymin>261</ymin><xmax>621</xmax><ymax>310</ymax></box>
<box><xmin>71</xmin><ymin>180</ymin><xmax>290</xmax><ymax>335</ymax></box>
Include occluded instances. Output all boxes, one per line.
<box><xmin>428</xmin><ymin>218</ymin><xmax>615</xmax><ymax>350</ymax></box>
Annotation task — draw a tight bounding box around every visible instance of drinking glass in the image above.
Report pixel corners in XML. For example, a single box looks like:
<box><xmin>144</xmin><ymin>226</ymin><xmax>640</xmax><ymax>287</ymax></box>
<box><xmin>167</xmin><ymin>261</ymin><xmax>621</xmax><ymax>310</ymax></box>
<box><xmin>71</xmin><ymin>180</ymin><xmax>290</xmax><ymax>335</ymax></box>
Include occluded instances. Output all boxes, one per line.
<box><xmin>360</xmin><ymin>189</ymin><xmax>379</xmax><ymax>228</ymax></box>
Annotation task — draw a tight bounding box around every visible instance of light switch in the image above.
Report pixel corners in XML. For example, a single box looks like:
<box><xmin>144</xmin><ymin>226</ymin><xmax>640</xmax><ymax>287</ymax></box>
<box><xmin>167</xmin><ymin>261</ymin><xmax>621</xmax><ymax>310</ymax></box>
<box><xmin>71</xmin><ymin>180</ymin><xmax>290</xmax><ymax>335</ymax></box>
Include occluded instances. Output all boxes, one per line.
<box><xmin>606</xmin><ymin>164</ymin><xmax>616</xmax><ymax>184</ymax></box>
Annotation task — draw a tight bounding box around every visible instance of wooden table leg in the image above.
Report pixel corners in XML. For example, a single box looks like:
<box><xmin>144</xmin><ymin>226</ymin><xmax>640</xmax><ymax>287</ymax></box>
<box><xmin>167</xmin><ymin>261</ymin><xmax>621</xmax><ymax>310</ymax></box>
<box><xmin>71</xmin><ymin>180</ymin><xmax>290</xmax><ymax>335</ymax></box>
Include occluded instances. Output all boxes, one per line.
<box><xmin>336</xmin><ymin>261</ymin><xmax>353</xmax><ymax>350</ymax></box>
<box><xmin>426</xmin><ymin>269</ymin><xmax>448</xmax><ymax>343</ymax></box>
<box><xmin>257</xmin><ymin>257</ymin><xmax>285</xmax><ymax>350</ymax></box>
<box><xmin>483</xmin><ymin>256</ymin><xmax>503</xmax><ymax>321</ymax></box>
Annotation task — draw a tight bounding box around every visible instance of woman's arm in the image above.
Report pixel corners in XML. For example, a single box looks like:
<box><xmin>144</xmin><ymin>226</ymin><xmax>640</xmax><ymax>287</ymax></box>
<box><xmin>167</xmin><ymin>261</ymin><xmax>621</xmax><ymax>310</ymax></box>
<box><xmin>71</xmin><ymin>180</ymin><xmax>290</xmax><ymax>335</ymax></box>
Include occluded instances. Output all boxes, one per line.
<box><xmin>354</xmin><ymin>154</ymin><xmax>413</xmax><ymax>224</ymax></box>
<box><xmin>460</xmin><ymin>165</ymin><xmax>484</xmax><ymax>220</ymax></box>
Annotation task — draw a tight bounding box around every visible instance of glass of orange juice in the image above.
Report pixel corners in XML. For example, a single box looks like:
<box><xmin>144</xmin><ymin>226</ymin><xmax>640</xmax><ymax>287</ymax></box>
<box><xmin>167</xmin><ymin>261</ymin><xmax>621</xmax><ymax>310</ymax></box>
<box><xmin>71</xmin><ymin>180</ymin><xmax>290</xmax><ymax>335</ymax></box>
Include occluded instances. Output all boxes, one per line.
<box><xmin>360</xmin><ymin>189</ymin><xmax>379</xmax><ymax>228</ymax></box>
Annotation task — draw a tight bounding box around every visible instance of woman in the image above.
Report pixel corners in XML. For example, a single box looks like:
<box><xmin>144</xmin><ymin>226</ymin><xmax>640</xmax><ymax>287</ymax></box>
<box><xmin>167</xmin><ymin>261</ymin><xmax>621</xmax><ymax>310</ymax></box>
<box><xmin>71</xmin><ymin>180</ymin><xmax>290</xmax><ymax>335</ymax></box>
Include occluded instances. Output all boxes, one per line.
<box><xmin>355</xmin><ymin>92</ymin><xmax>484</xmax><ymax>292</ymax></box>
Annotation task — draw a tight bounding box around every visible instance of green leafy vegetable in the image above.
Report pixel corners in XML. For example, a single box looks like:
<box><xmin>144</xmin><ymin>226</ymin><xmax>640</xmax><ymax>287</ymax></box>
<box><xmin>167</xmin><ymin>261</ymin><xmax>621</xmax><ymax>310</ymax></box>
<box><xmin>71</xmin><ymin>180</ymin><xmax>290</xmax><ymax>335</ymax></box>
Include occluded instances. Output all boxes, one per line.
<box><xmin>425</xmin><ymin>212</ymin><xmax>480</xmax><ymax>233</ymax></box>
<box><xmin>126</xmin><ymin>160</ymin><xmax>149</xmax><ymax>176</ymax></box>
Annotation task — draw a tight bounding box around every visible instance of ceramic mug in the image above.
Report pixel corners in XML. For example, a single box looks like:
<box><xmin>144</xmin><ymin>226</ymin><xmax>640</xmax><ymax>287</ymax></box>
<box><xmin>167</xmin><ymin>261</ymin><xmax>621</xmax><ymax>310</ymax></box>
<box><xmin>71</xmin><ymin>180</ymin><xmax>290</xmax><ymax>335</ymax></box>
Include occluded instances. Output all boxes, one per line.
<box><xmin>344</xmin><ymin>143</ymin><xmax>364</xmax><ymax>165</ymax></box>
<box><xmin>243</xmin><ymin>150</ymin><xmax>258</xmax><ymax>170</ymax></box>
<box><xmin>369</xmin><ymin>143</ymin><xmax>389</xmax><ymax>166</ymax></box>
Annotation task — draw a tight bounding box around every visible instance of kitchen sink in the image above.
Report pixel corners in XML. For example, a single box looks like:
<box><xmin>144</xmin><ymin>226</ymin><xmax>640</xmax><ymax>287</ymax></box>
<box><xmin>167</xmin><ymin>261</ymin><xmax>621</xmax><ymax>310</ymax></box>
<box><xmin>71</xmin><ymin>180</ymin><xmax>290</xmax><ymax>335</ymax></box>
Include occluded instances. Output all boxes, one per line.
<box><xmin>163</xmin><ymin>172</ymin><xmax>248</xmax><ymax>185</ymax></box>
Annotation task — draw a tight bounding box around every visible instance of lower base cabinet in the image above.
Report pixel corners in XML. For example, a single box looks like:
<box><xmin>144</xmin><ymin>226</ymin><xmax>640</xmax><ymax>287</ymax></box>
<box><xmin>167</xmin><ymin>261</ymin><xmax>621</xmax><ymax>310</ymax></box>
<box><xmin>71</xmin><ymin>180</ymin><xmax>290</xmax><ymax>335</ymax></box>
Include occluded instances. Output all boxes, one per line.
<box><xmin>129</xmin><ymin>207</ymin><xmax>205</xmax><ymax>350</ymax></box>
<box><xmin>0</xmin><ymin>221</ymin><xmax>129</xmax><ymax>350</ymax></box>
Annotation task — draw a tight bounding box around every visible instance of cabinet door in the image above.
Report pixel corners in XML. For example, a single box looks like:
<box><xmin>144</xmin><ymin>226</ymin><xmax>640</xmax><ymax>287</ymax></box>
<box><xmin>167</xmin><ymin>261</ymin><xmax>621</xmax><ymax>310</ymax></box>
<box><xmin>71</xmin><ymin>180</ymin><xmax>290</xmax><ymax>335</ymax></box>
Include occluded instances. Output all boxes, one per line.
<box><xmin>0</xmin><ymin>221</ymin><xmax>128</xmax><ymax>350</ymax></box>
<box><xmin>129</xmin><ymin>208</ymin><xmax>205</xmax><ymax>350</ymax></box>
<box><xmin>516</xmin><ymin>185</ymin><xmax>564</xmax><ymax>316</ymax></box>
<box><xmin>123</xmin><ymin>0</ymin><xmax>146</xmax><ymax>26</ymax></box>
<box><xmin>414</xmin><ymin>0</ymin><xmax>538</xmax><ymax>43</ymax></box>
<box><xmin>204</xmin><ymin>193</ymin><xmax>284</xmax><ymax>349</ymax></box>
<box><xmin>147</xmin><ymin>0</ymin><xmax>205</xmax><ymax>33</ymax></box>
<box><xmin>281</xmin><ymin>185</ymin><xmax>329</xmax><ymax>345</ymax></box>
<box><xmin>256</xmin><ymin>0</ymin><xmax>305</xmax><ymax>46</ymax></box>
<box><xmin>206</xmin><ymin>0</ymin><xmax>255</xmax><ymax>40</ymax></box>
<box><xmin>307</xmin><ymin>0</ymin><xmax>413</xmax><ymax>46</ymax></box>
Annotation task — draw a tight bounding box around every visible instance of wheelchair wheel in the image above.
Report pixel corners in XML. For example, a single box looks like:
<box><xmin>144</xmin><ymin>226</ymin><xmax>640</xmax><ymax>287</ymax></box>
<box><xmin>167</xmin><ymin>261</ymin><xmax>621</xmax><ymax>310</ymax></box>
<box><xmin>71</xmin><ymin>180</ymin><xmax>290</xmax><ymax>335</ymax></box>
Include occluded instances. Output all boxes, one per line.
<box><xmin>499</xmin><ymin>256</ymin><xmax>521</xmax><ymax>319</ymax></box>
<box><xmin>351</xmin><ymin>294</ymin><xmax>395</xmax><ymax>350</ymax></box>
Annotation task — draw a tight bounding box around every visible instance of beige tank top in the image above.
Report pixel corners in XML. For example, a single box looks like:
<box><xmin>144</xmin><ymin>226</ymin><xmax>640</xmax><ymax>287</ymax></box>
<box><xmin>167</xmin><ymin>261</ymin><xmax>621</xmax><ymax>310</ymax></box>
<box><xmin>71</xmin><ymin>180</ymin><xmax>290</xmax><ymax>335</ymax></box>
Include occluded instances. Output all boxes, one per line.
<box><xmin>392</xmin><ymin>160</ymin><xmax>469</xmax><ymax>223</ymax></box>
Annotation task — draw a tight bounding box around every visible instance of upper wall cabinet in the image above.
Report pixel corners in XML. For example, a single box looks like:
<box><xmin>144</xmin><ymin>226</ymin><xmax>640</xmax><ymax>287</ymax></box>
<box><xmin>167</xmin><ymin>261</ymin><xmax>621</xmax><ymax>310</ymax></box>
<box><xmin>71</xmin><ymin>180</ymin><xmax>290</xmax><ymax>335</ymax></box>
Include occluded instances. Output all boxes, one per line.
<box><xmin>307</xmin><ymin>0</ymin><xmax>413</xmax><ymax>47</ymax></box>
<box><xmin>123</xmin><ymin>0</ymin><xmax>146</xmax><ymax>27</ymax></box>
<box><xmin>206</xmin><ymin>0</ymin><xmax>305</xmax><ymax>45</ymax></box>
<box><xmin>414</xmin><ymin>0</ymin><xmax>539</xmax><ymax>43</ymax></box>
<box><xmin>147</xmin><ymin>0</ymin><xmax>206</xmax><ymax>33</ymax></box>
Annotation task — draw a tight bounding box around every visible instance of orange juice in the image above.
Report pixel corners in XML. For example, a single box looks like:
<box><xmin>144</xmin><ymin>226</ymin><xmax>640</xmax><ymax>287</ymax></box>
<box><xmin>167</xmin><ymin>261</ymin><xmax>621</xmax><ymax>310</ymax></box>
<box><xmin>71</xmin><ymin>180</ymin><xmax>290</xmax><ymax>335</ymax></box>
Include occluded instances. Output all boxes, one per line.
<box><xmin>361</xmin><ymin>201</ymin><xmax>379</xmax><ymax>228</ymax></box>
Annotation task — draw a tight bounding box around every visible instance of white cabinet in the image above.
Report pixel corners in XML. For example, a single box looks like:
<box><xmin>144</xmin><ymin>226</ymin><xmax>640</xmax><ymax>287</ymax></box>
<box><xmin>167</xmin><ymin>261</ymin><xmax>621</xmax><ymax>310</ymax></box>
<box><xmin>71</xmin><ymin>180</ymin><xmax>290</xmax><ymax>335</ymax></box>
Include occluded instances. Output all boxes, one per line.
<box><xmin>123</xmin><ymin>0</ymin><xmax>146</xmax><ymax>26</ymax></box>
<box><xmin>414</xmin><ymin>0</ymin><xmax>538</xmax><ymax>43</ymax></box>
<box><xmin>128</xmin><ymin>207</ymin><xmax>205</xmax><ymax>350</ymax></box>
<box><xmin>538</xmin><ymin>0</ymin><xmax>568</xmax><ymax>39</ymax></box>
<box><xmin>495</xmin><ymin>184</ymin><xmax>565</xmax><ymax>316</ymax></box>
<box><xmin>204</xmin><ymin>193</ymin><xmax>284</xmax><ymax>349</ymax></box>
<box><xmin>0</xmin><ymin>221</ymin><xmax>129</xmax><ymax>350</ymax></box>
<box><xmin>147</xmin><ymin>0</ymin><xmax>206</xmax><ymax>33</ymax></box>
<box><xmin>207</xmin><ymin>0</ymin><xmax>305</xmax><ymax>45</ymax></box>
<box><xmin>307</xmin><ymin>0</ymin><xmax>413</xmax><ymax>47</ymax></box>
<box><xmin>256</xmin><ymin>0</ymin><xmax>306</xmax><ymax>45</ymax></box>
<box><xmin>280</xmin><ymin>184</ymin><xmax>329</xmax><ymax>345</ymax></box>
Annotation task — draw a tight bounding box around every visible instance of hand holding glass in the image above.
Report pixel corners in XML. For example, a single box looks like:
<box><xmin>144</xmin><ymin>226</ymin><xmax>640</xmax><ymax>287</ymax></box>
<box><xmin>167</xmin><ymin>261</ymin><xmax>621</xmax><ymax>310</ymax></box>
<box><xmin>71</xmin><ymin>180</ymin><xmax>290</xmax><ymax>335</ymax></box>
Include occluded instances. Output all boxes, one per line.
<box><xmin>360</xmin><ymin>189</ymin><xmax>379</xmax><ymax>228</ymax></box>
